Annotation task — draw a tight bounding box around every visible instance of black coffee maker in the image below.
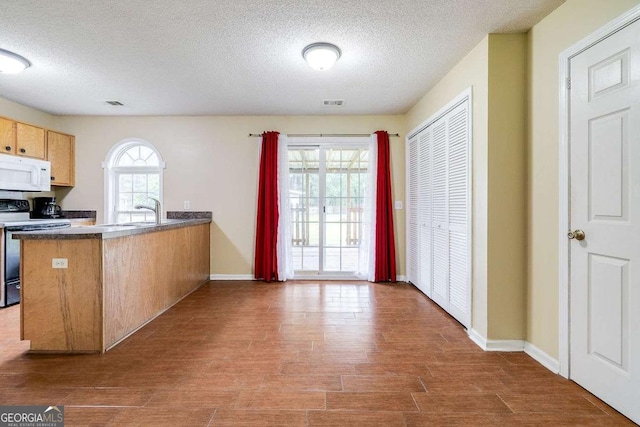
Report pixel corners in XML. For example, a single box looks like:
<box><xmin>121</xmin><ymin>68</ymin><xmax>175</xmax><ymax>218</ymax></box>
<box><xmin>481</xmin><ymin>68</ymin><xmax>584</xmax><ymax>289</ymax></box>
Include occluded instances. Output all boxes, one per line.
<box><xmin>32</xmin><ymin>197</ymin><xmax>62</xmax><ymax>219</ymax></box>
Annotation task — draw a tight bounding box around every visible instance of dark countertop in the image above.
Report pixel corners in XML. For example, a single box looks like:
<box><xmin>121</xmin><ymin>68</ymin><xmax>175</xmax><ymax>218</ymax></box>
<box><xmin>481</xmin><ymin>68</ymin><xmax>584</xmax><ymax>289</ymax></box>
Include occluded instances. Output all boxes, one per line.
<box><xmin>167</xmin><ymin>211</ymin><xmax>212</xmax><ymax>220</ymax></box>
<box><xmin>29</xmin><ymin>210</ymin><xmax>97</xmax><ymax>220</ymax></box>
<box><xmin>13</xmin><ymin>218</ymin><xmax>211</xmax><ymax>240</ymax></box>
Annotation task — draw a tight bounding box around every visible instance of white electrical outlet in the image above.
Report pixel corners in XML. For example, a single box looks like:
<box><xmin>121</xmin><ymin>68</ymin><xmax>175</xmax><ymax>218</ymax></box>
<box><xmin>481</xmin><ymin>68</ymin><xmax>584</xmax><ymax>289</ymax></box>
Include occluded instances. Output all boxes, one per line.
<box><xmin>183</xmin><ymin>200</ymin><xmax>191</xmax><ymax>210</ymax></box>
<box><xmin>52</xmin><ymin>258</ymin><xmax>68</xmax><ymax>269</ymax></box>
<box><xmin>394</xmin><ymin>201</ymin><xmax>403</xmax><ymax>210</ymax></box>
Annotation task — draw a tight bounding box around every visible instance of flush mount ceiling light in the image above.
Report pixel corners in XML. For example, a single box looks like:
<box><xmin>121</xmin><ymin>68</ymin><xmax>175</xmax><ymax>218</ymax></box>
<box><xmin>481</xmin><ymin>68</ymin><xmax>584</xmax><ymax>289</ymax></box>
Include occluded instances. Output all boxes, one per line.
<box><xmin>302</xmin><ymin>42</ymin><xmax>341</xmax><ymax>71</ymax></box>
<box><xmin>0</xmin><ymin>48</ymin><xmax>31</xmax><ymax>74</ymax></box>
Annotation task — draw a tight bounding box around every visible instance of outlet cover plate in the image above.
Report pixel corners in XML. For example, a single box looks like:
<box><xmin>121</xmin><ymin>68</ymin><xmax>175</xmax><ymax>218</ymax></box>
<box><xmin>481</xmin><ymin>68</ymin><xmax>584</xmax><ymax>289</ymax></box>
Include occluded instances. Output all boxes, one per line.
<box><xmin>52</xmin><ymin>258</ymin><xmax>68</xmax><ymax>269</ymax></box>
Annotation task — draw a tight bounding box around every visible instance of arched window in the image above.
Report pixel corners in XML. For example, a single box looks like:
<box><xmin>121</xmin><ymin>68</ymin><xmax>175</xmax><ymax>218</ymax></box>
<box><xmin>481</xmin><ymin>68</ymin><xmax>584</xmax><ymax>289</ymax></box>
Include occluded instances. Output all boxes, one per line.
<box><xmin>103</xmin><ymin>139</ymin><xmax>165</xmax><ymax>223</ymax></box>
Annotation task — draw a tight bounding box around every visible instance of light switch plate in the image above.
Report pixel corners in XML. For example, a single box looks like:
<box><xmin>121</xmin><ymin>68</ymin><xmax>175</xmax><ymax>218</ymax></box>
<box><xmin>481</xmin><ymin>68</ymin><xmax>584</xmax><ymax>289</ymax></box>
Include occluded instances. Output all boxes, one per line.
<box><xmin>52</xmin><ymin>258</ymin><xmax>68</xmax><ymax>269</ymax></box>
<box><xmin>394</xmin><ymin>201</ymin><xmax>403</xmax><ymax>210</ymax></box>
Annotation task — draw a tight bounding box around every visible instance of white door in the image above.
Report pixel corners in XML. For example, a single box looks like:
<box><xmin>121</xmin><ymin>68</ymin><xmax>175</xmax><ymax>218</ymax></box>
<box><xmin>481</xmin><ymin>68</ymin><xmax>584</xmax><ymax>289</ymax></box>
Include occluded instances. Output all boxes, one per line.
<box><xmin>431</xmin><ymin>117</ymin><xmax>449</xmax><ymax>309</ymax></box>
<box><xmin>406</xmin><ymin>93</ymin><xmax>471</xmax><ymax>328</ymax></box>
<box><xmin>446</xmin><ymin>102</ymin><xmax>470</xmax><ymax>325</ymax></box>
<box><xmin>417</xmin><ymin>128</ymin><xmax>433</xmax><ymax>297</ymax></box>
<box><xmin>407</xmin><ymin>136</ymin><xmax>420</xmax><ymax>287</ymax></box>
<box><xmin>569</xmin><ymin>18</ymin><xmax>640</xmax><ymax>423</ymax></box>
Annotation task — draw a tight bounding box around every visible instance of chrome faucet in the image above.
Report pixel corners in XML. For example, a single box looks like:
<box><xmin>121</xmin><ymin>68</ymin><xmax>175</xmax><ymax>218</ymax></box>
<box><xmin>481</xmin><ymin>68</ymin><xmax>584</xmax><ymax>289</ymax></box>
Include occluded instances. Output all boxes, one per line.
<box><xmin>134</xmin><ymin>197</ymin><xmax>161</xmax><ymax>224</ymax></box>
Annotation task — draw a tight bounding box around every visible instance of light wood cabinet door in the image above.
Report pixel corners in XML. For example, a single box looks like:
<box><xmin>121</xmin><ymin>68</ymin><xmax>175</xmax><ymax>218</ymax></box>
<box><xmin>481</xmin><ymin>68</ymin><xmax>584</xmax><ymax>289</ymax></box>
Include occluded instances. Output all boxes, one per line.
<box><xmin>0</xmin><ymin>118</ymin><xmax>16</xmax><ymax>155</ymax></box>
<box><xmin>16</xmin><ymin>123</ymin><xmax>46</xmax><ymax>159</ymax></box>
<box><xmin>47</xmin><ymin>131</ymin><xmax>75</xmax><ymax>186</ymax></box>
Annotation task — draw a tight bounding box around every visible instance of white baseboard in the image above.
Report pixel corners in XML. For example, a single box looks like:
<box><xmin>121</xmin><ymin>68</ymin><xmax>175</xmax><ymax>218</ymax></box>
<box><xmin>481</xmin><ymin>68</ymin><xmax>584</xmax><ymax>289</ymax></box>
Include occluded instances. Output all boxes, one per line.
<box><xmin>468</xmin><ymin>330</ymin><xmax>560</xmax><ymax>373</ymax></box>
<box><xmin>486</xmin><ymin>339</ymin><xmax>525</xmax><ymax>352</ymax></box>
<box><xmin>468</xmin><ymin>329</ymin><xmax>525</xmax><ymax>351</ymax></box>
<box><xmin>209</xmin><ymin>274</ymin><xmax>254</xmax><ymax>281</ymax></box>
<box><xmin>524</xmin><ymin>342</ymin><xmax>560</xmax><ymax>374</ymax></box>
<box><xmin>396</xmin><ymin>275</ymin><xmax>407</xmax><ymax>282</ymax></box>
<box><xmin>467</xmin><ymin>329</ymin><xmax>486</xmax><ymax>348</ymax></box>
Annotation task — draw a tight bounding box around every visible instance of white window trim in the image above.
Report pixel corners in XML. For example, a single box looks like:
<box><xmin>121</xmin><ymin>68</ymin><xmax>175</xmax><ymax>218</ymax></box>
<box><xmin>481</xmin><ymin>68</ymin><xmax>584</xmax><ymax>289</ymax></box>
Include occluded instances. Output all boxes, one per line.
<box><xmin>102</xmin><ymin>138</ymin><xmax>166</xmax><ymax>224</ymax></box>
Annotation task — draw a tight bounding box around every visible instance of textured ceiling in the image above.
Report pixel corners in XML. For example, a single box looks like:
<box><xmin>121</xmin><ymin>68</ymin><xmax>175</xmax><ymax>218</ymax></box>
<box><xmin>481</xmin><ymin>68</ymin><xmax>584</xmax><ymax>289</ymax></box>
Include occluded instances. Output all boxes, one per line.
<box><xmin>0</xmin><ymin>0</ymin><xmax>564</xmax><ymax>116</ymax></box>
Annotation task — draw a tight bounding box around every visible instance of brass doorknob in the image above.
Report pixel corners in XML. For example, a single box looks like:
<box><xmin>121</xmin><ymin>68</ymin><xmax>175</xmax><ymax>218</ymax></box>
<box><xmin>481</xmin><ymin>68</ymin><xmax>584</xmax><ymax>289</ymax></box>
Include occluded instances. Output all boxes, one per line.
<box><xmin>568</xmin><ymin>230</ymin><xmax>586</xmax><ymax>241</ymax></box>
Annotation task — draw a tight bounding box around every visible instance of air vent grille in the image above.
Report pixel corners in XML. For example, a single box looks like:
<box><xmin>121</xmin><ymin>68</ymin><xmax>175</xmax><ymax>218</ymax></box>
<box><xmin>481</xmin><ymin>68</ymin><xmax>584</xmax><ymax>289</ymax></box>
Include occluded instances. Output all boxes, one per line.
<box><xmin>322</xmin><ymin>99</ymin><xmax>344</xmax><ymax>107</ymax></box>
<box><xmin>105</xmin><ymin>101</ymin><xmax>124</xmax><ymax>106</ymax></box>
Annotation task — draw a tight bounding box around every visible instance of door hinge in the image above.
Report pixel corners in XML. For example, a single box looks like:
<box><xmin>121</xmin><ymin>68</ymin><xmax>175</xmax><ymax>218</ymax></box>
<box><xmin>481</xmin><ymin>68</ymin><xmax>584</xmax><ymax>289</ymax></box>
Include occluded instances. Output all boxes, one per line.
<box><xmin>566</xmin><ymin>78</ymin><xmax>571</xmax><ymax>90</ymax></box>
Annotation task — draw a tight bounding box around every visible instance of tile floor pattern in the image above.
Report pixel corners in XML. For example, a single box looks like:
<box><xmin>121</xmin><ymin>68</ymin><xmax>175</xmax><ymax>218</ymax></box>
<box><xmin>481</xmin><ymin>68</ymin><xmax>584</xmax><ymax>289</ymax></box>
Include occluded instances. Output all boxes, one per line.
<box><xmin>0</xmin><ymin>281</ymin><xmax>635</xmax><ymax>426</ymax></box>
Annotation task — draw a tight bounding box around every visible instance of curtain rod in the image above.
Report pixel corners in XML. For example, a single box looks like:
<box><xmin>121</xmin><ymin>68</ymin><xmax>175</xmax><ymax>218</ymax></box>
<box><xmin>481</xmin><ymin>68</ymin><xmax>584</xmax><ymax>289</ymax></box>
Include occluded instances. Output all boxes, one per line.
<box><xmin>248</xmin><ymin>133</ymin><xmax>400</xmax><ymax>138</ymax></box>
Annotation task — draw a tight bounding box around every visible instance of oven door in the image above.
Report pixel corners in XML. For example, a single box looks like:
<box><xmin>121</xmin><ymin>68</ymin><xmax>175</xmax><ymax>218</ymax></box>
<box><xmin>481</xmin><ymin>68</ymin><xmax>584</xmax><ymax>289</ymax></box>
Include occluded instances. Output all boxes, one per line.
<box><xmin>5</xmin><ymin>228</ymin><xmax>21</xmax><ymax>282</ymax></box>
<box><xmin>4</xmin><ymin>227</ymin><xmax>21</xmax><ymax>306</ymax></box>
<box><xmin>4</xmin><ymin>228</ymin><xmax>23</xmax><ymax>307</ymax></box>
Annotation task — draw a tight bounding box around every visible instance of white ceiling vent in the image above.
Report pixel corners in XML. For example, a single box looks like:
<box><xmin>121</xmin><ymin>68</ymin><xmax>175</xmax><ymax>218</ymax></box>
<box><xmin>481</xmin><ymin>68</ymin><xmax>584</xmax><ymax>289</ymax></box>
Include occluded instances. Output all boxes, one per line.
<box><xmin>105</xmin><ymin>100</ymin><xmax>124</xmax><ymax>106</ymax></box>
<box><xmin>322</xmin><ymin>99</ymin><xmax>344</xmax><ymax>107</ymax></box>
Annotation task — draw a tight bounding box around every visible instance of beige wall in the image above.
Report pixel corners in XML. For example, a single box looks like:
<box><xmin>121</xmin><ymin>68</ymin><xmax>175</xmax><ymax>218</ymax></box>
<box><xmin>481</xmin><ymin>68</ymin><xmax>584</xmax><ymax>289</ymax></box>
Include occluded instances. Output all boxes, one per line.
<box><xmin>405</xmin><ymin>36</ymin><xmax>490</xmax><ymax>337</ymax></box>
<box><xmin>0</xmin><ymin>97</ymin><xmax>407</xmax><ymax>277</ymax></box>
<box><xmin>527</xmin><ymin>0</ymin><xmax>640</xmax><ymax>358</ymax></box>
<box><xmin>0</xmin><ymin>97</ymin><xmax>55</xmax><ymax>128</ymax></box>
<box><xmin>487</xmin><ymin>34</ymin><xmax>528</xmax><ymax>340</ymax></box>
<box><xmin>405</xmin><ymin>34</ymin><xmax>528</xmax><ymax>341</ymax></box>
<box><xmin>52</xmin><ymin>115</ymin><xmax>406</xmax><ymax>276</ymax></box>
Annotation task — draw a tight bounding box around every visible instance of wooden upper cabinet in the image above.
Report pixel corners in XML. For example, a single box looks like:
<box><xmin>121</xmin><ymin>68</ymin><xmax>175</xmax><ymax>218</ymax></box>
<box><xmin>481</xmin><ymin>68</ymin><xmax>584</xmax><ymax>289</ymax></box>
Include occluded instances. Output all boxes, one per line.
<box><xmin>47</xmin><ymin>131</ymin><xmax>75</xmax><ymax>187</ymax></box>
<box><xmin>0</xmin><ymin>117</ymin><xmax>75</xmax><ymax>186</ymax></box>
<box><xmin>0</xmin><ymin>118</ymin><xmax>16</xmax><ymax>155</ymax></box>
<box><xmin>16</xmin><ymin>123</ymin><xmax>46</xmax><ymax>159</ymax></box>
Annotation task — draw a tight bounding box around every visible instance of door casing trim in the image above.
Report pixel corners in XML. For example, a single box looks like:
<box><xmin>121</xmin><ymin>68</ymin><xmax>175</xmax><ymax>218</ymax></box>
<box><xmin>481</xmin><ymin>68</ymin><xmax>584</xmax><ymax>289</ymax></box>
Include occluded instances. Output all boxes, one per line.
<box><xmin>558</xmin><ymin>4</ymin><xmax>640</xmax><ymax>379</ymax></box>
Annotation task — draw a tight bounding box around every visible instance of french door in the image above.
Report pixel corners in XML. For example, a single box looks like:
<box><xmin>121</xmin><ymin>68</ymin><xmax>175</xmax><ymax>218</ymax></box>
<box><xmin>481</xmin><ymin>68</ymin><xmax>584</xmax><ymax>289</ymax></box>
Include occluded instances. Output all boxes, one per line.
<box><xmin>288</xmin><ymin>143</ymin><xmax>369</xmax><ymax>277</ymax></box>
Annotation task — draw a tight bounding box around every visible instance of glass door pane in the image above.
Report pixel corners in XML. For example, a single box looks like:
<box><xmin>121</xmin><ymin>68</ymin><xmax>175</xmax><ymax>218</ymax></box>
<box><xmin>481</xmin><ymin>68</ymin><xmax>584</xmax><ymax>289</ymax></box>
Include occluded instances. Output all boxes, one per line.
<box><xmin>289</xmin><ymin>148</ymin><xmax>320</xmax><ymax>272</ymax></box>
<box><xmin>323</xmin><ymin>148</ymin><xmax>368</xmax><ymax>273</ymax></box>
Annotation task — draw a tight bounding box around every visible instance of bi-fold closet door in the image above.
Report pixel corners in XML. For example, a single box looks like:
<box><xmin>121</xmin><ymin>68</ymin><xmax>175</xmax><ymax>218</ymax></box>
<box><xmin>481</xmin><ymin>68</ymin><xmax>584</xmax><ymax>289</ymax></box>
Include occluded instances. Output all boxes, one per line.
<box><xmin>407</xmin><ymin>95</ymin><xmax>471</xmax><ymax>328</ymax></box>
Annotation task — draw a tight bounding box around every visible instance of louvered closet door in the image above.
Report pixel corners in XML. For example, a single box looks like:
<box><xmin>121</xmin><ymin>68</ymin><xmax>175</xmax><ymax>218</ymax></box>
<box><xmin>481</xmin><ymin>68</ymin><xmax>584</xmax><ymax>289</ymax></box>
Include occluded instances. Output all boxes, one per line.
<box><xmin>446</xmin><ymin>102</ymin><xmax>470</xmax><ymax>326</ymax></box>
<box><xmin>430</xmin><ymin>117</ymin><xmax>449</xmax><ymax>309</ymax></box>
<box><xmin>406</xmin><ymin>94</ymin><xmax>470</xmax><ymax>329</ymax></box>
<box><xmin>407</xmin><ymin>136</ymin><xmax>419</xmax><ymax>286</ymax></box>
<box><xmin>417</xmin><ymin>129</ymin><xmax>432</xmax><ymax>297</ymax></box>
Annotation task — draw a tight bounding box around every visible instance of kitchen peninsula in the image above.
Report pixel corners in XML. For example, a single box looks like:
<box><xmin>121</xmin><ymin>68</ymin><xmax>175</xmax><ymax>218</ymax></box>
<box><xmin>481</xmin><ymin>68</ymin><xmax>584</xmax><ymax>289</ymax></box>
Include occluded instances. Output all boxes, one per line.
<box><xmin>15</xmin><ymin>218</ymin><xmax>210</xmax><ymax>353</ymax></box>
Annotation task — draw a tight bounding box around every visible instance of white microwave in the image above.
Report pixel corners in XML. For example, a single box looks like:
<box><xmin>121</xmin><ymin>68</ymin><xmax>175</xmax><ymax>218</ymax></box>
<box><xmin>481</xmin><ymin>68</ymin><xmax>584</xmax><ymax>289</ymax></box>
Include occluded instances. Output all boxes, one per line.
<box><xmin>0</xmin><ymin>153</ymin><xmax>51</xmax><ymax>192</ymax></box>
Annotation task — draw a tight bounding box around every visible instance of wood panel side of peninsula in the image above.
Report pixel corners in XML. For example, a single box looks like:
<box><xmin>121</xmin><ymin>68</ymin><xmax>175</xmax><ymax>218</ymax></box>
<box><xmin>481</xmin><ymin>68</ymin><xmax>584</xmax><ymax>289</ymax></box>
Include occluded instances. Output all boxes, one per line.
<box><xmin>20</xmin><ymin>221</ymin><xmax>210</xmax><ymax>353</ymax></box>
<box><xmin>21</xmin><ymin>239</ymin><xmax>103</xmax><ymax>352</ymax></box>
<box><xmin>103</xmin><ymin>224</ymin><xmax>210</xmax><ymax>349</ymax></box>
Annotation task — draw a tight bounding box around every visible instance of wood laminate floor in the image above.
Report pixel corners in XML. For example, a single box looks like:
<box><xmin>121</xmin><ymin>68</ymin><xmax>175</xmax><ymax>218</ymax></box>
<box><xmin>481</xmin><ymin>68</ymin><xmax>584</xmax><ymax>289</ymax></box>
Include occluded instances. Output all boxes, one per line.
<box><xmin>0</xmin><ymin>281</ymin><xmax>635</xmax><ymax>426</ymax></box>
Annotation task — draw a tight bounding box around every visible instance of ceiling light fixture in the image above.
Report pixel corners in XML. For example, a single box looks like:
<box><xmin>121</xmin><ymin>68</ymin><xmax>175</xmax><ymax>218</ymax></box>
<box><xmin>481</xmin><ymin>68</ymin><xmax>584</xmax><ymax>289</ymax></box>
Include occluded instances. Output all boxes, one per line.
<box><xmin>0</xmin><ymin>48</ymin><xmax>31</xmax><ymax>74</ymax></box>
<box><xmin>302</xmin><ymin>42</ymin><xmax>341</xmax><ymax>71</ymax></box>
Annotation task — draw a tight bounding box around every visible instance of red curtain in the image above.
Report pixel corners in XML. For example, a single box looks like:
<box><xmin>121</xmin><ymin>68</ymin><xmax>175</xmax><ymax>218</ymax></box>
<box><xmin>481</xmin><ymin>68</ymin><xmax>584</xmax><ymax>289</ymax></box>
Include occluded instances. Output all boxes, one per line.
<box><xmin>254</xmin><ymin>131</ymin><xmax>280</xmax><ymax>281</ymax></box>
<box><xmin>374</xmin><ymin>130</ymin><xmax>397</xmax><ymax>282</ymax></box>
